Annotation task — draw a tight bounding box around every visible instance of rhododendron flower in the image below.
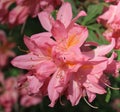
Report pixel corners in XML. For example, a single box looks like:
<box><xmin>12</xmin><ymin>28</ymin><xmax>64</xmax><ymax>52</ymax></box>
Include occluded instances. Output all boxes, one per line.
<box><xmin>12</xmin><ymin>2</ymin><xmax>88</xmax><ymax>107</ymax></box>
<box><xmin>0</xmin><ymin>0</ymin><xmax>63</xmax><ymax>26</ymax></box>
<box><xmin>11</xmin><ymin>2</ymin><xmax>87</xmax><ymax>107</ymax></box>
<box><xmin>98</xmin><ymin>2</ymin><xmax>120</xmax><ymax>49</ymax></box>
<box><xmin>0</xmin><ymin>30</ymin><xmax>15</xmax><ymax>68</ymax></box>
<box><xmin>11</xmin><ymin>2</ymin><xmax>119</xmax><ymax>107</ymax></box>
<box><xmin>0</xmin><ymin>73</ymin><xmax>18</xmax><ymax>112</ymax></box>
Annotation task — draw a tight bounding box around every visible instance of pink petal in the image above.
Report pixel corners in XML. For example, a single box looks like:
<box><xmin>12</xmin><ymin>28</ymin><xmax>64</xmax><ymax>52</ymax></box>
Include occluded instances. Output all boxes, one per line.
<box><xmin>67</xmin><ymin>10</ymin><xmax>87</xmax><ymax>30</ymax></box>
<box><xmin>31</xmin><ymin>32</ymin><xmax>53</xmax><ymax>46</ymax></box>
<box><xmin>84</xmin><ymin>81</ymin><xmax>106</xmax><ymax>94</ymax></box>
<box><xmin>51</xmin><ymin>20</ymin><xmax>67</xmax><ymax>42</ymax></box>
<box><xmin>11</xmin><ymin>53</ymin><xmax>45</xmax><ymax>69</ymax></box>
<box><xmin>86</xmin><ymin>90</ymin><xmax>96</xmax><ymax>102</ymax></box>
<box><xmin>48</xmin><ymin>69</ymin><xmax>70</xmax><ymax>107</ymax></box>
<box><xmin>78</xmin><ymin>57</ymin><xmax>107</xmax><ymax>76</ymax></box>
<box><xmin>24</xmin><ymin>36</ymin><xmax>41</xmax><ymax>54</ymax></box>
<box><xmin>31</xmin><ymin>32</ymin><xmax>55</xmax><ymax>48</ymax></box>
<box><xmin>38</xmin><ymin>11</ymin><xmax>54</xmax><ymax>31</ymax></box>
<box><xmin>94</xmin><ymin>38</ymin><xmax>115</xmax><ymax>56</ymax></box>
<box><xmin>67</xmin><ymin>25</ymin><xmax>88</xmax><ymax>48</ymax></box>
<box><xmin>67</xmin><ymin>80</ymin><xmax>82</xmax><ymax>106</ymax></box>
<box><xmin>31</xmin><ymin>32</ymin><xmax>55</xmax><ymax>56</ymax></box>
<box><xmin>27</xmin><ymin>76</ymin><xmax>43</xmax><ymax>94</ymax></box>
<box><xmin>57</xmin><ymin>2</ymin><xmax>72</xmax><ymax>28</ymax></box>
<box><xmin>20</xmin><ymin>95</ymin><xmax>41</xmax><ymax>107</ymax></box>
<box><xmin>36</xmin><ymin>61</ymin><xmax>56</xmax><ymax>78</ymax></box>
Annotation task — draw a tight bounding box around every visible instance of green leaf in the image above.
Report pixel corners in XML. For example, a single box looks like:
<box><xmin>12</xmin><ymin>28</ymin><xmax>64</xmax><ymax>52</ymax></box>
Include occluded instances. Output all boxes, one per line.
<box><xmin>87</xmin><ymin>24</ymin><xmax>108</xmax><ymax>44</ymax></box>
<box><xmin>105</xmin><ymin>88</ymin><xmax>111</xmax><ymax>103</ymax></box>
<box><xmin>115</xmin><ymin>50</ymin><xmax>120</xmax><ymax>61</ymax></box>
<box><xmin>5</xmin><ymin>68</ymin><xmax>20</xmax><ymax>77</ymax></box>
<box><xmin>82</xmin><ymin>3</ymin><xmax>104</xmax><ymax>25</ymax></box>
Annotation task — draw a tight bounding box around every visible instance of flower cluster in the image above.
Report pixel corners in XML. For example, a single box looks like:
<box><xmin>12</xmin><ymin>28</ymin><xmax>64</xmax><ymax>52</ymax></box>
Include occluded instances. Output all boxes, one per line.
<box><xmin>11</xmin><ymin>2</ymin><xmax>120</xmax><ymax>107</ymax></box>
<box><xmin>0</xmin><ymin>0</ymin><xmax>63</xmax><ymax>27</ymax></box>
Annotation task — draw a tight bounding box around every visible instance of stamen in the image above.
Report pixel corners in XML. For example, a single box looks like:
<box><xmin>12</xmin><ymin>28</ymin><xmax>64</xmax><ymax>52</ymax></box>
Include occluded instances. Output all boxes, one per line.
<box><xmin>104</xmin><ymin>83</ymin><xmax>120</xmax><ymax>90</ymax></box>
<box><xmin>18</xmin><ymin>46</ymin><xmax>29</xmax><ymax>53</ymax></box>
<box><xmin>59</xmin><ymin>96</ymin><xmax>65</xmax><ymax>106</ymax></box>
<box><xmin>83</xmin><ymin>97</ymin><xmax>98</xmax><ymax>109</ymax></box>
<box><xmin>21</xmin><ymin>21</ymin><xmax>26</xmax><ymax>34</ymax></box>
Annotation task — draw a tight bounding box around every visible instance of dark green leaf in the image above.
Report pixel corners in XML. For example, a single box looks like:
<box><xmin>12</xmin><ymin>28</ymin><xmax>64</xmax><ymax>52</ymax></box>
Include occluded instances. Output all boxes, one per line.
<box><xmin>105</xmin><ymin>88</ymin><xmax>111</xmax><ymax>103</ymax></box>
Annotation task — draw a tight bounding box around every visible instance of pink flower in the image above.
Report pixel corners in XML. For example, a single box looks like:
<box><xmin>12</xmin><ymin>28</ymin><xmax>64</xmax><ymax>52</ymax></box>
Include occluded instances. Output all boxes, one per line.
<box><xmin>12</xmin><ymin>2</ymin><xmax>88</xmax><ymax>107</ymax></box>
<box><xmin>0</xmin><ymin>75</ymin><xmax>18</xmax><ymax>112</ymax></box>
<box><xmin>11</xmin><ymin>2</ymin><xmax>118</xmax><ymax>107</ymax></box>
<box><xmin>0</xmin><ymin>0</ymin><xmax>63</xmax><ymax>26</ymax></box>
<box><xmin>98</xmin><ymin>2</ymin><xmax>120</xmax><ymax>49</ymax></box>
<box><xmin>0</xmin><ymin>30</ymin><xmax>15</xmax><ymax>68</ymax></box>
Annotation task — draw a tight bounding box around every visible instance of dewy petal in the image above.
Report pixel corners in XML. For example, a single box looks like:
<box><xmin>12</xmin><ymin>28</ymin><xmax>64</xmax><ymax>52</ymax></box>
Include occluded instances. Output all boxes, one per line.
<box><xmin>51</xmin><ymin>20</ymin><xmax>67</xmax><ymax>42</ymax></box>
<box><xmin>27</xmin><ymin>75</ymin><xmax>43</xmax><ymax>94</ymax></box>
<box><xmin>57</xmin><ymin>2</ymin><xmax>72</xmax><ymax>28</ymax></box>
<box><xmin>38</xmin><ymin>11</ymin><xmax>54</xmax><ymax>31</ymax></box>
<box><xmin>67</xmin><ymin>79</ymin><xmax>82</xmax><ymax>106</ymax></box>
<box><xmin>11</xmin><ymin>53</ymin><xmax>45</xmax><ymax>69</ymax></box>
<box><xmin>94</xmin><ymin>38</ymin><xmax>115</xmax><ymax>56</ymax></box>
